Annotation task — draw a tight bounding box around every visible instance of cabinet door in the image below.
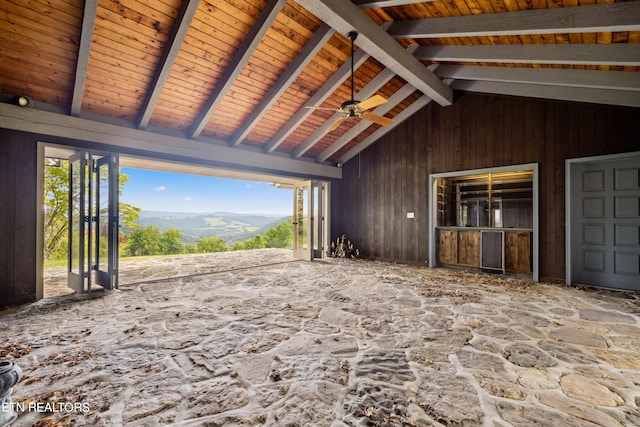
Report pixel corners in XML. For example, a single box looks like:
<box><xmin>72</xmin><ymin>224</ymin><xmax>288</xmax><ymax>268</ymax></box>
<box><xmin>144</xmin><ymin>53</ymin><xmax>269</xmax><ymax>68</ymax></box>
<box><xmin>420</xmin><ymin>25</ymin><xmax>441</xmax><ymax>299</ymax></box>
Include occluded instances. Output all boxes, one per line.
<box><xmin>437</xmin><ymin>229</ymin><xmax>458</xmax><ymax>264</ymax></box>
<box><xmin>458</xmin><ymin>230</ymin><xmax>481</xmax><ymax>267</ymax></box>
<box><xmin>506</xmin><ymin>232</ymin><xmax>532</xmax><ymax>273</ymax></box>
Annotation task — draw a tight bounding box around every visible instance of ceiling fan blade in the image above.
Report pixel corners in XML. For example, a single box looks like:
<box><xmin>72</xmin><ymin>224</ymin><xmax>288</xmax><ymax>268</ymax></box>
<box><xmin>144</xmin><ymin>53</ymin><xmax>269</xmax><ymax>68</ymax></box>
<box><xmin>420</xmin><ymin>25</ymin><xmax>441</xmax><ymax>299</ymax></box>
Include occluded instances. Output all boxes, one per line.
<box><xmin>363</xmin><ymin>112</ymin><xmax>394</xmax><ymax>127</ymax></box>
<box><xmin>357</xmin><ymin>94</ymin><xmax>387</xmax><ymax>111</ymax></box>
<box><xmin>327</xmin><ymin>116</ymin><xmax>348</xmax><ymax>132</ymax></box>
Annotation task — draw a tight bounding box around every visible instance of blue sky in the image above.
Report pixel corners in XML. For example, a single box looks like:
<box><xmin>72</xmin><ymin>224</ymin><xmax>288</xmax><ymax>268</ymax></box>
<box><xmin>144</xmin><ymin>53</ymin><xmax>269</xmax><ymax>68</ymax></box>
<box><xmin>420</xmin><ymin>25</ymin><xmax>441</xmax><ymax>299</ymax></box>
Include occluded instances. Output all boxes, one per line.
<box><xmin>120</xmin><ymin>168</ymin><xmax>292</xmax><ymax>215</ymax></box>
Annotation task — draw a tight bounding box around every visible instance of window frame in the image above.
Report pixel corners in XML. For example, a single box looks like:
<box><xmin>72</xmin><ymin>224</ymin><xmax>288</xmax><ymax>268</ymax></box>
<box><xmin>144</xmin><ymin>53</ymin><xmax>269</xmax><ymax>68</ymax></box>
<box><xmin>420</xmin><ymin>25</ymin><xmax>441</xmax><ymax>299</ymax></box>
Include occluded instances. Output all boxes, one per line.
<box><xmin>429</xmin><ymin>163</ymin><xmax>539</xmax><ymax>281</ymax></box>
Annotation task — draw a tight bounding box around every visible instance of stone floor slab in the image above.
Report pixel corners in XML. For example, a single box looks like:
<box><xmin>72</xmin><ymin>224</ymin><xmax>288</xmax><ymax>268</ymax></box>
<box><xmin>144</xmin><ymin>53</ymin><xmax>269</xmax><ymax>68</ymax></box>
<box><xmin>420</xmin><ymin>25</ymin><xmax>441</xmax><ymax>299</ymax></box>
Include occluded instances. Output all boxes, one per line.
<box><xmin>1</xmin><ymin>249</ymin><xmax>638</xmax><ymax>426</ymax></box>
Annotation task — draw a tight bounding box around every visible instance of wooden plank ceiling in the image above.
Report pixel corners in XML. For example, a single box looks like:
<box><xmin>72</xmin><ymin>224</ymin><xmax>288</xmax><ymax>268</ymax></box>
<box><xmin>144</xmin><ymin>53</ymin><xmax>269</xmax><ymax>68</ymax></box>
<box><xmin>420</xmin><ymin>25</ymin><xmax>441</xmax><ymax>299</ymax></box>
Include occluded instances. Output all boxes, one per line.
<box><xmin>0</xmin><ymin>0</ymin><xmax>638</xmax><ymax>175</ymax></box>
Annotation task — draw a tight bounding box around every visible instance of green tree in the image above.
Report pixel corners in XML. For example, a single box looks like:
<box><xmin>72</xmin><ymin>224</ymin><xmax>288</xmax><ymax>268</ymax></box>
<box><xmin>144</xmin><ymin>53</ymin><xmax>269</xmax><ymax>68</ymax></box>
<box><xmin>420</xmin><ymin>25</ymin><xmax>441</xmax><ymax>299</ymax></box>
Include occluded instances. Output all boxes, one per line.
<box><xmin>44</xmin><ymin>163</ymin><xmax>70</xmax><ymax>260</ymax></box>
<box><xmin>197</xmin><ymin>236</ymin><xmax>228</xmax><ymax>253</ymax></box>
<box><xmin>44</xmin><ymin>161</ymin><xmax>141</xmax><ymax>261</ymax></box>
<box><xmin>234</xmin><ymin>234</ymin><xmax>265</xmax><ymax>250</ymax></box>
<box><xmin>161</xmin><ymin>228</ymin><xmax>184</xmax><ymax>254</ymax></box>
<box><xmin>184</xmin><ymin>244</ymin><xmax>197</xmax><ymax>254</ymax></box>
<box><xmin>118</xmin><ymin>172</ymin><xmax>141</xmax><ymax>230</ymax></box>
<box><xmin>126</xmin><ymin>225</ymin><xmax>163</xmax><ymax>256</ymax></box>
<box><xmin>264</xmin><ymin>219</ymin><xmax>293</xmax><ymax>248</ymax></box>
<box><xmin>115</xmin><ymin>174</ymin><xmax>141</xmax><ymax>257</ymax></box>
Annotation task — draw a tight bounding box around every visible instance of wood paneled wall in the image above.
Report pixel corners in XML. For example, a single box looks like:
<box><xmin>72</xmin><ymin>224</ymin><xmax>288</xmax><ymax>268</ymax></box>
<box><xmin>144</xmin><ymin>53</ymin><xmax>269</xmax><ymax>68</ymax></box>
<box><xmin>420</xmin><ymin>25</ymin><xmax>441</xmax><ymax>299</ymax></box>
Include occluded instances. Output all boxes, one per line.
<box><xmin>0</xmin><ymin>130</ymin><xmax>38</xmax><ymax>305</ymax></box>
<box><xmin>331</xmin><ymin>92</ymin><xmax>640</xmax><ymax>283</ymax></box>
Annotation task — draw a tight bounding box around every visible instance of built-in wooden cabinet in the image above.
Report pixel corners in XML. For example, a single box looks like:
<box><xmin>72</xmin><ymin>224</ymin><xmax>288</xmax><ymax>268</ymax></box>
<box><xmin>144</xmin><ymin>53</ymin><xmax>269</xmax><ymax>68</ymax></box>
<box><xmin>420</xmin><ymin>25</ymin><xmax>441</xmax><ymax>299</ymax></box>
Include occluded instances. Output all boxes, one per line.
<box><xmin>437</xmin><ymin>228</ymin><xmax>532</xmax><ymax>275</ymax></box>
<box><xmin>435</xmin><ymin>168</ymin><xmax>533</xmax><ymax>277</ymax></box>
<box><xmin>458</xmin><ymin>230</ymin><xmax>481</xmax><ymax>267</ymax></box>
<box><xmin>437</xmin><ymin>229</ymin><xmax>481</xmax><ymax>268</ymax></box>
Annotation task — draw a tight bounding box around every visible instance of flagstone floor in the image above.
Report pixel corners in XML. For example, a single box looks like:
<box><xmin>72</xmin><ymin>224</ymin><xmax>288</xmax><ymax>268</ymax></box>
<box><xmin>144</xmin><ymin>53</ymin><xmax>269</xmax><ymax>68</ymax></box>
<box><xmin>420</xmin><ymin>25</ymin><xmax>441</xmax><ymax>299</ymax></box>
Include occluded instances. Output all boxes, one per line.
<box><xmin>1</xmin><ymin>248</ymin><xmax>639</xmax><ymax>426</ymax></box>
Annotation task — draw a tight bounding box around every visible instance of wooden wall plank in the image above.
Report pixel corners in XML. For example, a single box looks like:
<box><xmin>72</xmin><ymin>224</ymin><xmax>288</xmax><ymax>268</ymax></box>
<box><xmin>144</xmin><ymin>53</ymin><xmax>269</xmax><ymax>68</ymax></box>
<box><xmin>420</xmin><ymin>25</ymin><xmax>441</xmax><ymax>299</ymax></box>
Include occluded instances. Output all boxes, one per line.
<box><xmin>0</xmin><ymin>130</ymin><xmax>37</xmax><ymax>305</ymax></box>
<box><xmin>333</xmin><ymin>92</ymin><xmax>640</xmax><ymax>281</ymax></box>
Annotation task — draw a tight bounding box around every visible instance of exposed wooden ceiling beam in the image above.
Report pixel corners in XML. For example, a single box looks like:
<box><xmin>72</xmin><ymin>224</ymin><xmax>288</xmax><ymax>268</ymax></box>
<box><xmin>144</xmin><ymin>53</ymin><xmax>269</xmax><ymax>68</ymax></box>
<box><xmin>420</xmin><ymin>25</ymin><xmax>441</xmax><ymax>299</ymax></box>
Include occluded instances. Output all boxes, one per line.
<box><xmin>388</xmin><ymin>2</ymin><xmax>640</xmax><ymax>38</ymax></box>
<box><xmin>138</xmin><ymin>0</ymin><xmax>200</xmax><ymax>130</ymax></box>
<box><xmin>295</xmin><ymin>0</ymin><xmax>452</xmax><ymax>106</ymax></box>
<box><xmin>354</xmin><ymin>0</ymin><xmax>434</xmax><ymax>8</ymax></box>
<box><xmin>316</xmin><ymin>83</ymin><xmax>416</xmax><ymax>162</ymax></box>
<box><xmin>293</xmin><ymin>67</ymin><xmax>397</xmax><ymax>158</ymax></box>
<box><xmin>188</xmin><ymin>0</ymin><xmax>287</xmax><ymax>139</ymax></box>
<box><xmin>339</xmin><ymin>95</ymin><xmax>432</xmax><ymax>164</ymax></box>
<box><xmin>231</xmin><ymin>24</ymin><xmax>334</xmax><ymax>146</ymax></box>
<box><xmin>70</xmin><ymin>0</ymin><xmax>98</xmax><ymax>117</ymax></box>
<box><xmin>263</xmin><ymin>49</ymin><xmax>370</xmax><ymax>153</ymax></box>
<box><xmin>0</xmin><ymin>103</ymin><xmax>341</xmax><ymax>179</ymax></box>
<box><xmin>414</xmin><ymin>44</ymin><xmax>640</xmax><ymax>67</ymax></box>
<box><xmin>433</xmin><ymin>65</ymin><xmax>640</xmax><ymax>92</ymax></box>
<box><xmin>451</xmin><ymin>80</ymin><xmax>640</xmax><ymax>108</ymax></box>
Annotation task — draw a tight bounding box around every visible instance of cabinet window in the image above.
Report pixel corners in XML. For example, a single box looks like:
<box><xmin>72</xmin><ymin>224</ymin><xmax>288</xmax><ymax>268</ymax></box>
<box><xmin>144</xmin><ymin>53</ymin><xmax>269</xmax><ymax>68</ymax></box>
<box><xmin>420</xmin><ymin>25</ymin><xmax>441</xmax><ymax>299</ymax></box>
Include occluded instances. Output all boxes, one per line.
<box><xmin>437</xmin><ymin>170</ymin><xmax>533</xmax><ymax>229</ymax></box>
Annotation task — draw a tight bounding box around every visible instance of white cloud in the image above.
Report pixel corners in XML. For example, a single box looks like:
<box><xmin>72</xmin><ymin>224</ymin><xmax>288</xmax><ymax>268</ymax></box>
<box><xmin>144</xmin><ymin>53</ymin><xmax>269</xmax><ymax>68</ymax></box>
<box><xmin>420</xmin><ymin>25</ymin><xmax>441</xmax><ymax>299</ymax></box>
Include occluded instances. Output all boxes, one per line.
<box><xmin>154</xmin><ymin>185</ymin><xmax>166</xmax><ymax>192</ymax></box>
<box><xmin>182</xmin><ymin>196</ymin><xmax>192</xmax><ymax>201</ymax></box>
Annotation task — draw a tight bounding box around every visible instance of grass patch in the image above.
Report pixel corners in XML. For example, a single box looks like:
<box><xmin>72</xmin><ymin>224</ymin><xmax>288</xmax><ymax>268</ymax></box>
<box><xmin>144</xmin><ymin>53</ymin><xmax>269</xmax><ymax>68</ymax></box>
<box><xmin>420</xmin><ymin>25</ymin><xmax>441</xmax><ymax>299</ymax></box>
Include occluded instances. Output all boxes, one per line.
<box><xmin>44</xmin><ymin>258</ymin><xmax>67</xmax><ymax>268</ymax></box>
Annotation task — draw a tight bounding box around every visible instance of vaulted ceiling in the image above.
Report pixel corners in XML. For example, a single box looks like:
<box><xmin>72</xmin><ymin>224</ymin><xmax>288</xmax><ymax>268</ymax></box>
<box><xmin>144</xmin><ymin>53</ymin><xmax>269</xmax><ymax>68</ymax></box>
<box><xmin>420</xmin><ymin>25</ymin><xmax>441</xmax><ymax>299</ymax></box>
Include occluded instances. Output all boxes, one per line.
<box><xmin>1</xmin><ymin>0</ymin><xmax>638</xmax><ymax>180</ymax></box>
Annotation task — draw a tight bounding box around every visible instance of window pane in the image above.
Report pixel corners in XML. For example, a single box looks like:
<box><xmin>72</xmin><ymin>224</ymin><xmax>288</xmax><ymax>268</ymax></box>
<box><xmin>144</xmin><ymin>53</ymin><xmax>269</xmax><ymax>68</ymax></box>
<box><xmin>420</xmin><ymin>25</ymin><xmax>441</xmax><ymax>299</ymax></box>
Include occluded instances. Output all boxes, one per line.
<box><xmin>436</xmin><ymin>171</ymin><xmax>533</xmax><ymax>229</ymax></box>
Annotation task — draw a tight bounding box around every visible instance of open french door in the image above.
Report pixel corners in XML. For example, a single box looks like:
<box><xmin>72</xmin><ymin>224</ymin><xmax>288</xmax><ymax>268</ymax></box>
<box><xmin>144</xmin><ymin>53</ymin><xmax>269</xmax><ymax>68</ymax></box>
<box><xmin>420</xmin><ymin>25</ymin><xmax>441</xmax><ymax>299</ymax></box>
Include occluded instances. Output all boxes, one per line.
<box><xmin>293</xmin><ymin>180</ymin><xmax>330</xmax><ymax>261</ymax></box>
<box><xmin>293</xmin><ymin>181</ymin><xmax>312</xmax><ymax>260</ymax></box>
<box><xmin>67</xmin><ymin>151</ymin><xmax>119</xmax><ymax>293</ymax></box>
<box><xmin>95</xmin><ymin>154</ymin><xmax>119</xmax><ymax>290</ymax></box>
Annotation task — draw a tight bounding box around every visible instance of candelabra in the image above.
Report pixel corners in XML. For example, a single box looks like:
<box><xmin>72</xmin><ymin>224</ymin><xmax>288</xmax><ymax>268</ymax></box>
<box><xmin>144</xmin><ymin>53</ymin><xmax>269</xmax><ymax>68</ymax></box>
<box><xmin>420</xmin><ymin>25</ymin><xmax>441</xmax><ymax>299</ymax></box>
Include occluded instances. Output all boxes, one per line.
<box><xmin>328</xmin><ymin>234</ymin><xmax>360</xmax><ymax>258</ymax></box>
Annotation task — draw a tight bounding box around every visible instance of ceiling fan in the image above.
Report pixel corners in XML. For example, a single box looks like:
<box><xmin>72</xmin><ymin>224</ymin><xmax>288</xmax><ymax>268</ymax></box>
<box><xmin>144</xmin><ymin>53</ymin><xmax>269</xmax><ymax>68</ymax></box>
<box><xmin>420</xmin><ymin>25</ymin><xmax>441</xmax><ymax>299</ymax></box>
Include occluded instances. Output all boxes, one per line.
<box><xmin>305</xmin><ymin>31</ymin><xmax>394</xmax><ymax>132</ymax></box>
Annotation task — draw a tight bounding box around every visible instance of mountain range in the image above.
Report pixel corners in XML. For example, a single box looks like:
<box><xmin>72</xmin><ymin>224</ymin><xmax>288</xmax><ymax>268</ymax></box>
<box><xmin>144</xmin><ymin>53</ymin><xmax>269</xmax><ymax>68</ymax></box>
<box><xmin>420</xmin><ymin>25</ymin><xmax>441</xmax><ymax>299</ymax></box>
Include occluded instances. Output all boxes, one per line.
<box><xmin>133</xmin><ymin>211</ymin><xmax>290</xmax><ymax>245</ymax></box>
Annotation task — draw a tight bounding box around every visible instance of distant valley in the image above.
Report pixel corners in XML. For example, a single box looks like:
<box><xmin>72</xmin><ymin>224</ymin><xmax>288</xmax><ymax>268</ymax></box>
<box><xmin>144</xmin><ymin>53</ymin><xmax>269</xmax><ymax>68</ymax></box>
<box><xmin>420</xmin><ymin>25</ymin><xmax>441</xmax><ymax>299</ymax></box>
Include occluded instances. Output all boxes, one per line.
<box><xmin>133</xmin><ymin>211</ymin><xmax>291</xmax><ymax>244</ymax></box>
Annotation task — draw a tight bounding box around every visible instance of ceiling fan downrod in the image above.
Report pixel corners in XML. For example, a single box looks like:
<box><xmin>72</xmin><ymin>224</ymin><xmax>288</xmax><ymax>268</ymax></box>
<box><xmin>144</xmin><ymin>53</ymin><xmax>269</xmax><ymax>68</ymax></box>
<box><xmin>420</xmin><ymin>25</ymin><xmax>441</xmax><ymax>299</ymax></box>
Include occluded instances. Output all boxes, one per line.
<box><xmin>347</xmin><ymin>31</ymin><xmax>358</xmax><ymax>103</ymax></box>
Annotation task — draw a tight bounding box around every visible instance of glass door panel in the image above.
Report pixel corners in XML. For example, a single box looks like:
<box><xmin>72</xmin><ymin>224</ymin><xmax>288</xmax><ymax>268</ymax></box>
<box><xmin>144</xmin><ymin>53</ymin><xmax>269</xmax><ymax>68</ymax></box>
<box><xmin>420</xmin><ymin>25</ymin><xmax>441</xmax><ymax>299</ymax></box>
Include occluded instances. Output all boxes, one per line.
<box><xmin>293</xmin><ymin>182</ymin><xmax>311</xmax><ymax>260</ymax></box>
<box><xmin>67</xmin><ymin>151</ymin><xmax>88</xmax><ymax>293</ymax></box>
<box><xmin>312</xmin><ymin>181</ymin><xmax>326</xmax><ymax>259</ymax></box>
<box><xmin>67</xmin><ymin>151</ymin><xmax>119</xmax><ymax>293</ymax></box>
<box><xmin>95</xmin><ymin>154</ymin><xmax>119</xmax><ymax>290</ymax></box>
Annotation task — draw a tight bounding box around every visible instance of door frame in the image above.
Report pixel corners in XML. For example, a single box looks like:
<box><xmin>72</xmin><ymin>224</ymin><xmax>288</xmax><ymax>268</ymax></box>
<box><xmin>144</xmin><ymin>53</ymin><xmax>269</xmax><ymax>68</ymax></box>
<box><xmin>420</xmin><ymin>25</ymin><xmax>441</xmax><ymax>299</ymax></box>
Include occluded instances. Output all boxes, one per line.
<box><xmin>565</xmin><ymin>151</ymin><xmax>640</xmax><ymax>286</ymax></box>
<box><xmin>38</xmin><ymin>143</ymin><xmax>327</xmax><ymax>300</ymax></box>
<box><xmin>36</xmin><ymin>142</ymin><xmax>45</xmax><ymax>300</ymax></box>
